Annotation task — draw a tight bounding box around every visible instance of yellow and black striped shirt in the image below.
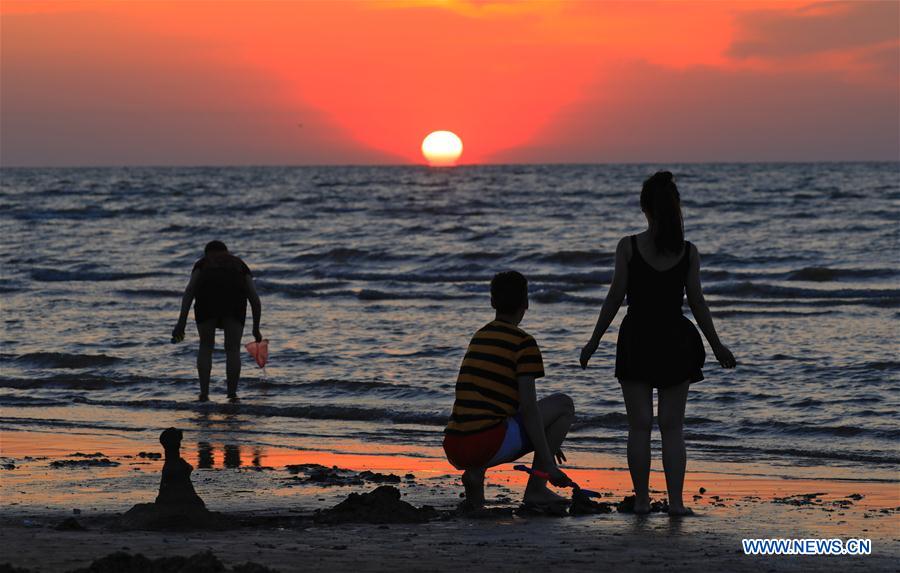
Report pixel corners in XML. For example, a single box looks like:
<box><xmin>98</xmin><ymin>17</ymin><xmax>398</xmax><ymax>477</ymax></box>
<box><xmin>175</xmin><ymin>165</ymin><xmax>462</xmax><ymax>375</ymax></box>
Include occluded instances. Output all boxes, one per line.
<box><xmin>445</xmin><ymin>320</ymin><xmax>545</xmax><ymax>435</ymax></box>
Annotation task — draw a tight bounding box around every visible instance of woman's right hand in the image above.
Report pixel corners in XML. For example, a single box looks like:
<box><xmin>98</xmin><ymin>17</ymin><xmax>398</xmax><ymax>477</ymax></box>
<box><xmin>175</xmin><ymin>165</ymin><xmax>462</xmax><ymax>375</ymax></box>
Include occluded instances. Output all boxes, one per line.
<box><xmin>713</xmin><ymin>343</ymin><xmax>736</xmax><ymax>368</ymax></box>
<box><xmin>579</xmin><ymin>340</ymin><xmax>598</xmax><ymax>369</ymax></box>
<box><xmin>171</xmin><ymin>323</ymin><xmax>185</xmax><ymax>344</ymax></box>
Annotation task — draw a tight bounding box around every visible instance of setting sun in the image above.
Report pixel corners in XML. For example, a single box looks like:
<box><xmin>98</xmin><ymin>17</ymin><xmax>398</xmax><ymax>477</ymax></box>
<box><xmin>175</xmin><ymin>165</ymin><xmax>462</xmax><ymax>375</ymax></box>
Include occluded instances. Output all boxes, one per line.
<box><xmin>421</xmin><ymin>131</ymin><xmax>463</xmax><ymax>166</ymax></box>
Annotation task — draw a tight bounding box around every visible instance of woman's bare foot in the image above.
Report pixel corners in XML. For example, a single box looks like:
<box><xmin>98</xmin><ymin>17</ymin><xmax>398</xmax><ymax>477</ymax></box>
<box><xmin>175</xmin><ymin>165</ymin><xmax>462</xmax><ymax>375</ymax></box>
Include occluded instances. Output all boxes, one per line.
<box><xmin>197</xmin><ymin>393</ymin><xmax>209</xmax><ymax>402</ymax></box>
<box><xmin>461</xmin><ymin>468</ymin><xmax>486</xmax><ymax>509</ymax></box>
<box><xmin>668</xmin><ymin>505</ymin><xmax>694</xmax><ymax>517</ymax></box>
<box><xmin>633</xmin><ymin>494</ymin><xmax>651</xmax><ymax>514</ymax></box>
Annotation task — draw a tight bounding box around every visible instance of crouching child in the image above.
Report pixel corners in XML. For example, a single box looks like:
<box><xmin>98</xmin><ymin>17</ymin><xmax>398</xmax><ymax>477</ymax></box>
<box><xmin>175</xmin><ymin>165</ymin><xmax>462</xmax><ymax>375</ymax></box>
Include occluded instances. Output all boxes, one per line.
<box><xmin>443</xmin><ymin>271</ymin><xmax>575</xmax><ymax>511</ymax></box>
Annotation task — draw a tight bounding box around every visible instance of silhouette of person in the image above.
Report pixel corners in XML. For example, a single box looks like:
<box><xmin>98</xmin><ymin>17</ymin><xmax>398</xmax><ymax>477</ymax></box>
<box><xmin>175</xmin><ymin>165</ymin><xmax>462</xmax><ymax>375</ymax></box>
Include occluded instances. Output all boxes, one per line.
<box><xmin>156</xmin><ymin>427</ymin><xmax>205</xmax><ymax>508</ymax></box>
<box><xmin>580</xmin><ymin>171</ymin><xmax>736</xmax><ymax>516</ymax></box>
<box><xmin>172</xmin><ymin>240</ymin><xmax>263</xmax><ymax>401</ymax></box>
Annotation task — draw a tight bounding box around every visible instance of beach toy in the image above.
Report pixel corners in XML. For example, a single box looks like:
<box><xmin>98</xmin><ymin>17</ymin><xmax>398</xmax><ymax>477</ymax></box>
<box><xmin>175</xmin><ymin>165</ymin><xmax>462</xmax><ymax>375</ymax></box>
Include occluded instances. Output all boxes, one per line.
<box><xmin>513</xmin><ymin>464</ymin><xmax>601</xmax><ymax>499</ymax></box>
<box><xmin>245</xmin><ymin>339</ymin><xmax>269</xmax><ymax>369</ymax></box>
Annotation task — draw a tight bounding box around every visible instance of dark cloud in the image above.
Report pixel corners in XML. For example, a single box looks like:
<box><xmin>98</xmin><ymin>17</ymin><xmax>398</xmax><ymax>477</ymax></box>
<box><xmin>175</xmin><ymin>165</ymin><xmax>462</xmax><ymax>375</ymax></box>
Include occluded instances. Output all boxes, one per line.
<box><xmin>859</xmin><ymin>41</ymin><xmax>900</xmax><ymax>75</ymax></box>
<box><xmin>490</xmin><ymin>59</ymin><xmax>899</xmax><ymax>163</ymax></box>
<box><xmin>729</xmin><ymin>1</ymin><xmax>899</xmax><ymax>59</ymax></box>
<box><xmin>0</xmin><ymin>11</ymin><xmax>399</xmax><ymax>167</ymax></box>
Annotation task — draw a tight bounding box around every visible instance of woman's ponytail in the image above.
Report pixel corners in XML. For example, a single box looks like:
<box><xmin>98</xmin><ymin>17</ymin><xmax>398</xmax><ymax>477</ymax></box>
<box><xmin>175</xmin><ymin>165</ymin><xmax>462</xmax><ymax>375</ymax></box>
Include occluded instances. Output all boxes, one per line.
<box><xmin>640</xmin><ymin>171</ymin><xmax>684</xmax><ymax>254</ymax></box>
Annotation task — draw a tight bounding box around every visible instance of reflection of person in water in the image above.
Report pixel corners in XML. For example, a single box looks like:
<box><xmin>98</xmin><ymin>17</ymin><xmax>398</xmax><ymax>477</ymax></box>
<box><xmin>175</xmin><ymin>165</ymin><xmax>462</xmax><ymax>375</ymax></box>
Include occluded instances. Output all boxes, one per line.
<box><xmin>197</xmin><ymin>441</ymin><xmax>214</xmax><ymax>469</ymax></box>
<box><xmin>172</xmin><ymin>240</ymin><xmax>263</xmax><ymax>401</ymax></box>
<box><xmin>224</xmin><ymin>444</ymin><xmax>241</xmax><ymax>469</ymax></box>
<box><xmin>196</xmin><ymin>442</ymin><xmax>263</xmax><ymax>469</ymax></box>
<box><xmin>156</xmin><ymin>427</ymin><xmax>205</xmax><ymax>508</ymax></box>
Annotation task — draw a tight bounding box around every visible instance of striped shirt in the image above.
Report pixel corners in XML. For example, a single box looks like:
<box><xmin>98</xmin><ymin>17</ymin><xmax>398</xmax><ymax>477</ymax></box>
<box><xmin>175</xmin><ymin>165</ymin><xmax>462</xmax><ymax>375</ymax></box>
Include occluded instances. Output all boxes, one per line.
<box><xmin>445</xmin><ymin>320</ymin><xmax>545</xmax><ymax>435</ymax></box>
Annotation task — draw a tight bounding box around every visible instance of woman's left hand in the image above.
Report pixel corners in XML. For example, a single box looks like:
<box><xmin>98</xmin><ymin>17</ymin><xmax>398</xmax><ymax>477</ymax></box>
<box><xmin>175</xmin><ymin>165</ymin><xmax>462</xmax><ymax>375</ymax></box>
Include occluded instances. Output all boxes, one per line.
<box><xmin>713</xmin><ymin>343</ymin><xmax>736</xmax><ymax>368</ymax></box>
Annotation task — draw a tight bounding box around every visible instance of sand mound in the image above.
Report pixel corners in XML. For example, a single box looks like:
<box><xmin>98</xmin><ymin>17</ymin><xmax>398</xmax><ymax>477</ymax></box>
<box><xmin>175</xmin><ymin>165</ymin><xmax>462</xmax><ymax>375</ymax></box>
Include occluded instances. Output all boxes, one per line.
<box><xmin>118</xmin><ymin>503</ymin><xmax>226</xmax><ymax>531</ymax></box>
<box><xmin>285</xmin><ymin>464</ymin><xmax>402</xmax><ymax>487</ymax></box>
<box><xmin>314</xmin><ymin>485</ymin><xmax>437</xmax><ymax>524</ymax></box>
<box><xmin>55</xmin><ymin>517</ymin><xmax>87</xmax><ymax>531</ymax></box>
<box><xmin>65</xmin><ymin>551</ymin><xmax>278</xmax><ymax>573</ymax></box>
<box><xmin>49</xmin><ymin>458</ymin><xmax>119</xmax><ymax>469</ymax></box>
<box><xmin>570</xmin><ymin>494</ymin><xmax>614</xmax><ymax>515</ymax></box>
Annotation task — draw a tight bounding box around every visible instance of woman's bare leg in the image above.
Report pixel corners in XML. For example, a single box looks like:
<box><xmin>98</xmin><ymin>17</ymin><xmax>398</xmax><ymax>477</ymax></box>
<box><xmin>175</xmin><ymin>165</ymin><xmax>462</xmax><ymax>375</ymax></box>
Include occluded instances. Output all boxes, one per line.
<box><xmin>196</xmin><ymin>320</ymin><xmax>216</xmax><ymax>400</ymax></box>
<box><xmin>620</xmin><ymin>380</ymin><xmax>653</xmax><ymax>514</ymax></box>
<box><xmin>658</xmin><ymin>380</ymin><xmax>691</xmax><ymax>515</ymax></box>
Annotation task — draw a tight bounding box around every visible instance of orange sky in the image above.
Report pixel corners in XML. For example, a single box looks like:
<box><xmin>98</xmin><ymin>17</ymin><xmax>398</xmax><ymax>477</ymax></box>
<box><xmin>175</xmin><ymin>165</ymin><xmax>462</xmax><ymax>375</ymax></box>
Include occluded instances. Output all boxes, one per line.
<box><xmin>1</xmin><ymin>1</ymin><xmax>897</xmax><ymax>166</ymax></box>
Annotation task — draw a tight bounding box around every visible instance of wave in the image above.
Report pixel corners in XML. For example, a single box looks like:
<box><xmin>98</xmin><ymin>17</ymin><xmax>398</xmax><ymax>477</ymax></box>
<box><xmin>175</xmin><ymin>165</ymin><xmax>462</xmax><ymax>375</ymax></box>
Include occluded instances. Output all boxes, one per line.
<box><xmin>452</xmin><ymin>251</ymin><xmax>508</xmax><ymax>261</ymax></box>
<box><xmin>530</xmin><ymin>289</ymin><xmax>602</xmax><ymax>305</ymax></box>
<box><xmin>739</xmin><ymin>419</ymin><xmax>899</xmax><ymax>440</ymax></box>
<box><xmin>248</xmin><ymin>378</ymin><xmax>446</xmax><ymax>399</ymax></box>
<box><xmin>0</xmin><ymin>395</ymin><xmax>71</xmax><ymax>407</ymax></box>
<box><xmin>0</xmin><ymin>372</ymin><xmax>181</xmax><ymax>390</ymax></box>
<box><xmin>695</xmin><ymin>442</ymin><xmax>900</xmax><ymax>466</ymax></box>
<box><xmin>573</xmin><ymin>413</ymin><xmax>717</xmax><ymax>431</ymax></box>
<box><xmin>846</xmin><ymin>360</ymin><xmax>900</xmax><ymax>372</ymax></box>
<box><xmin>702</xmin><ymin>252</ymin><xmax>808</xmax><ymax>266</ymax></box>
<box><xmin>290</xmin><ymin>248</ymin><xmax>401</xmax><ymax>263</ymax></box>
<box><xmin>0</xmin><ymin>374</ymin><xmax>448</xmax><ymax>400</ymax></box>
<box><xmin>0</xmin><ymin>416</ymin><xmax>142</xmax><ymax>433</ymax></box>
<box><xmin>257</xmin><ymin>281</ymin><xmax>474</xmax><ymax>302</ymax></box>
<box><xmin>116</xmin><ymin>288</ymin><xmax>183</xmax><ymax>299</ymax></box>
<box><xmin>75</xmin><ymin>397</ymin><xmax>448</xmax><ymax>426</ymax></box>
<box><xmin>255</xmin><ymin>280</ymin><xmax>348</xmax><ymax>297</ymax></box>
<box><xmin>703</xmin><ymin>281</ymin><xmax>900</xmax><ymax>302</ymax></box>
<box><xmin>710</xmin><ymin>309</ymin><xmax>833</xmax><ymax>318</ymax></box>
<box><xmin>11</xmin><ymin>352</ymin><xmax>122</xmax><ymax>369</ymax></box>
<box><xmin>31</xmin><ymin>269</ymin><xmax>158</xmax><ymax>282</ymax></box>
<box><xmin>515</xmin><ymin>250</ymin><xmax>614</xmax><ymax>265</ymax></box>
<box><xmin>310</xmin><ymin>269</ymin><xmax>489</xmax><ymax>284</ymax></box>
<box><xmin>786</xmin><ymin>267</ymin><xmax>897</xmax><ymax>282</ymax></box>
<box><xmin>355</xmin><ymin>289</ymin><xmax>471</xmax><ymax>302</ymax></box>
<box><xmin>309</xmin><ymin>269</ymin><xmax>612</xmax><ymax>286</ymax></box>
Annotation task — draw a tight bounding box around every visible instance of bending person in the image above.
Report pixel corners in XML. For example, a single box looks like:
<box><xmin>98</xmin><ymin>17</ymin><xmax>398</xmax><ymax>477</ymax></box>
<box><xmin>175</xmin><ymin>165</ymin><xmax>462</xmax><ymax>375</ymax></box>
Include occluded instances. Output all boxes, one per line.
<box><xmin>173</xmin><ymin>240</ymin><xmax>262</xmax><ymax>401</ymax></box>
<box><xmin>580</xmin><ymin>171</ymin><xmax>736</xmax><ymax>516</ymax></box>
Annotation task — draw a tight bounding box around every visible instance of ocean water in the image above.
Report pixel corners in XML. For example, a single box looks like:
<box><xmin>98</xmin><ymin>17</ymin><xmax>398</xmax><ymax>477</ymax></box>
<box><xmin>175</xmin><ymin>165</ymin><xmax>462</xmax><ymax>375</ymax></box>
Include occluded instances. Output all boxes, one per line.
<box><xmin>1</xmin><ymin>163</ymin><xmax>898</xmax><ymax>479</ymax></box>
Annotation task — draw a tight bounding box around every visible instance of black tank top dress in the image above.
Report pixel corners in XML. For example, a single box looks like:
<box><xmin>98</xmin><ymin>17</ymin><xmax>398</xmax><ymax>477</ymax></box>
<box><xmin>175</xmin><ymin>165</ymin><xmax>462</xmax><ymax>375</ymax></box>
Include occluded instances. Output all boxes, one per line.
<box><xmin>615</xmin><ymin>236</ymin><xmax>705</xmax><ymax>388</ymax></box>
<box><xmin>192</xmin><ymin>254</ymin><xmax>252</xmax><ymax>325</ymax></box>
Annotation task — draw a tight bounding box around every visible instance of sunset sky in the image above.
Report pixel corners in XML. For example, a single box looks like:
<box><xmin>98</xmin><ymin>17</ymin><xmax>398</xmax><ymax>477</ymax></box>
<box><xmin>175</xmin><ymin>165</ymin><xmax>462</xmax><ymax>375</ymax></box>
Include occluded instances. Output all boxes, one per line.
<box><xmin>1</xmin><ymin>1</ymin><xmax>897</xmax><ymax>166</ymax></box>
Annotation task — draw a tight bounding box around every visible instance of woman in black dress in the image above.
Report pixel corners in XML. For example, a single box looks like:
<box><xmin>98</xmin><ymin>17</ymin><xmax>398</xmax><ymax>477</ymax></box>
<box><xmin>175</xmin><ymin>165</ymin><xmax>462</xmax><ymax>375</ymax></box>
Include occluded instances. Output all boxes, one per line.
<box><xmin>580</xmin><ymin>171</ymin><xmax>735</xmax><ymax>515</ymax></box>
<box><xmin>173</xmin><ymin>241</ymin><xmax>263</xmax><ymax>401</ymax></box>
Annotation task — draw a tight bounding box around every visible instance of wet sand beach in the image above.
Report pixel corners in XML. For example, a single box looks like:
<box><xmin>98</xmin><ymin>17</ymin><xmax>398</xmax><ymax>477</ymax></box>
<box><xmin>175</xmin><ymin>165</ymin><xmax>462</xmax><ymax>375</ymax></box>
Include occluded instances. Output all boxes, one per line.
<box><xmin>1</xmin><ymin>431</ymin><xmax>897</xmax><ymax>572</ymax></box>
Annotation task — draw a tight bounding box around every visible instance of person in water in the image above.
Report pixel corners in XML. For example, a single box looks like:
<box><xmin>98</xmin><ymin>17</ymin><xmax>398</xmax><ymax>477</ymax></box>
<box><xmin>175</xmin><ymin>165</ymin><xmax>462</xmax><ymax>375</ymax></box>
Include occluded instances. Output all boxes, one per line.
<box><xmin>156</xmin><ymin>427</ymin><xmax>204</xmax><ymax>507</ymax></box>
<box><xmin>580</xmin><ymin>171</ymin><xmax>736</xmax><ymax>516</ymax></box>
<box><xmin>172</xmin><ymin>240</ymin><xmax>262</xmax><ymax>401</ymax></box>
<box><xmin>444</xmin><ymin>271</ymin><xmax>574</xmax><ymax>511</ymax></box>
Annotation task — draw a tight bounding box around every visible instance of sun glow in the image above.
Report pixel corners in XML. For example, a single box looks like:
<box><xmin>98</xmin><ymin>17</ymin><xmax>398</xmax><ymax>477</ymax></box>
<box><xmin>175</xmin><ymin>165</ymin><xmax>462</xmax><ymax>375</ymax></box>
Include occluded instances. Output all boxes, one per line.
<box><xmin>421</xmin><ymin>131</ymin><xmax>463</xmax><ymax>166</ymax></box>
